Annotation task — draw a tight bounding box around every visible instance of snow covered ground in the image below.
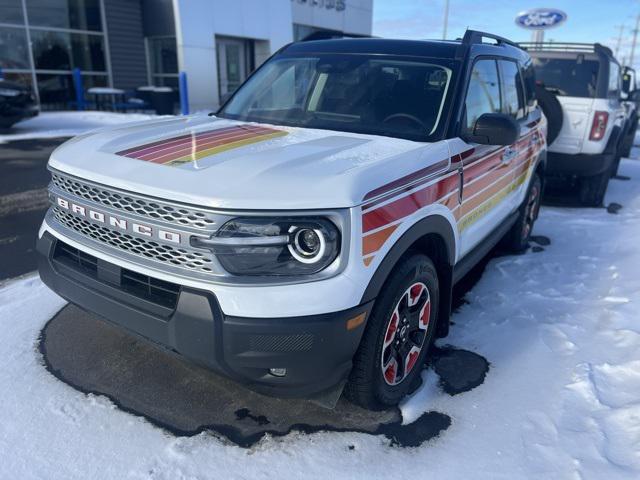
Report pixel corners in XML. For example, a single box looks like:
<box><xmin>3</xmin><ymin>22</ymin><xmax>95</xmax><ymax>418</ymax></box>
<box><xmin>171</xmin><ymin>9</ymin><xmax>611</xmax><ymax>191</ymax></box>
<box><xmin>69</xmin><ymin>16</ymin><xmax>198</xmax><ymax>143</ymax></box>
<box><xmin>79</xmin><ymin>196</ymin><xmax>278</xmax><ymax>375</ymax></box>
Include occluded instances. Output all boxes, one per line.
<box><xmin>1</xmin><ymin>160</ymin><xmax>640</xmax><ymax>479</ymax></box>
<box><xmin>0</xmin><ymin>111</ymin><xmax>159</xmax><ymax>143</ymax></box>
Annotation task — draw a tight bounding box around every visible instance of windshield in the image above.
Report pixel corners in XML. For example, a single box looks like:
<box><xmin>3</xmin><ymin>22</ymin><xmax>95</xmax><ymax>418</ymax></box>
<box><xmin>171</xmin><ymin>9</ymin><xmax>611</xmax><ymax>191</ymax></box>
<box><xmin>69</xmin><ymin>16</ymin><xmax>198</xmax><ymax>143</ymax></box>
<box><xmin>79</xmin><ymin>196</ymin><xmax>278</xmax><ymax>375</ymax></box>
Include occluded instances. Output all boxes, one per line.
<box><xmin>218</xmin><ymin>54</ymin><xmax>455</xmax><ymax>141</ymax></box>
<box><xmin>532</xmin><ymin>57</ymin><xmax>600</xmax><ymax>98</ymax></box>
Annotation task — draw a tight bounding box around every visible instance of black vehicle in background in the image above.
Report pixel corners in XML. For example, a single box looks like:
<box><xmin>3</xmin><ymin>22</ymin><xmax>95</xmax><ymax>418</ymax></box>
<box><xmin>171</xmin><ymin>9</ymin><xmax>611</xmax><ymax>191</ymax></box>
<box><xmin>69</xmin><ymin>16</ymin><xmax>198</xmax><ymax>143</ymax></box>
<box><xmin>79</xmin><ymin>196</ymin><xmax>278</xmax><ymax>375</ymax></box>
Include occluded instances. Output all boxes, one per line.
<box><xmin>0</xmin><ymin>79</ymin><xmax>38</xmax><ymax>129</ymax></box>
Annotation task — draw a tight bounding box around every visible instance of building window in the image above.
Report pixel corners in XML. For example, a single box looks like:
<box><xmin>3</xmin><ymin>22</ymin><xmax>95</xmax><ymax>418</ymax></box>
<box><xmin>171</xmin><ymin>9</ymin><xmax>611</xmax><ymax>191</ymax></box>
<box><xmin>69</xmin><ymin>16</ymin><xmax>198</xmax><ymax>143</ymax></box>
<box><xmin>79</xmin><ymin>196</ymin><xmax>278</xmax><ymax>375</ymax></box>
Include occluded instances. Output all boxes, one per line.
<box><xmin>0</xmin><ymin>0</ymin><xmax>111</xmax><ymax>108</ymax></box>
<box><xmin>216</xmin><ymin>36</ymin><xmax>255</xmax><ymax>103</ymax></box>
<box><xmin>146</xmin><ymin>36</ymin><xmax>178</xmax><ymax>87</ymax></box>
<box><xmin>0</xmin><ymin>0</ymin><xmax>25</xmax><ymax>24</ymax></box>
<box><xmin>36</xmin><ymin>72</ymin><xmax>106</xmax><ymax>109</ymax></box>
<box><xmin>26</xmin><ymin>0</ymin><xmax>103</xmax><ymax>32</ymax></box>
<box><xmin>0</xmin><ymin>26</ymin><xmax>30</xmax><ymax>70</ymax></box>
<box><xmin>30</xmin><ymin>30</ymin><xmax>105</xmax><ymax>72</ymax></box>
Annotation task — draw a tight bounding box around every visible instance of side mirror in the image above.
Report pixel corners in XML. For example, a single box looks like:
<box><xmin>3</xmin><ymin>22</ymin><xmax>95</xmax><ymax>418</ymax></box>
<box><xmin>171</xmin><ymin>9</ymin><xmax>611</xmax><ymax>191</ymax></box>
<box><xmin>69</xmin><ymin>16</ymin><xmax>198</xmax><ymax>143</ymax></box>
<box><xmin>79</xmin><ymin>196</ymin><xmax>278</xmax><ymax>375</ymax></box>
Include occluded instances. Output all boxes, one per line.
<box><xmin>622</xmin><ymin>74</ymin><xmax>632</xmax><ymax>96</ymax></box>
<box><xmin>464</xmin><ymin>113</ymin><xmax>520</xmax><ymax>146</ymax></box>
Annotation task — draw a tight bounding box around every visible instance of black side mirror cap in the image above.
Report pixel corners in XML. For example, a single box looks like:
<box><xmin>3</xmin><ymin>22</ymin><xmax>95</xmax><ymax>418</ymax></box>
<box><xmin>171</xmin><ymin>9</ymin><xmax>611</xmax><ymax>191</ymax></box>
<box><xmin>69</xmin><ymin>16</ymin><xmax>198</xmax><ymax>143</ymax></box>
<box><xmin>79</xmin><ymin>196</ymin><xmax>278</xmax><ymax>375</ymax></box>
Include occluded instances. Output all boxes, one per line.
<box><xmin>464</xmin><ymin>113</ymin><xmax>521</xmax><ymax>146</ymax></box>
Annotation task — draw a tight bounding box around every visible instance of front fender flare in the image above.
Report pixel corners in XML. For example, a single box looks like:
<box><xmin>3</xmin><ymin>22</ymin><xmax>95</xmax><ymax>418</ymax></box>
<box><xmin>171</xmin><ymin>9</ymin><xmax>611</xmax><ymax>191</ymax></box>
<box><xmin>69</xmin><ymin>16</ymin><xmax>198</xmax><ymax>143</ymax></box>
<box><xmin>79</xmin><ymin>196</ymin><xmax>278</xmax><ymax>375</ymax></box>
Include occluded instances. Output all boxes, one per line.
<box><xmin>360</xmin><ymin>214</ymin><xmax>456</xmax><ymax>305</ymax></box>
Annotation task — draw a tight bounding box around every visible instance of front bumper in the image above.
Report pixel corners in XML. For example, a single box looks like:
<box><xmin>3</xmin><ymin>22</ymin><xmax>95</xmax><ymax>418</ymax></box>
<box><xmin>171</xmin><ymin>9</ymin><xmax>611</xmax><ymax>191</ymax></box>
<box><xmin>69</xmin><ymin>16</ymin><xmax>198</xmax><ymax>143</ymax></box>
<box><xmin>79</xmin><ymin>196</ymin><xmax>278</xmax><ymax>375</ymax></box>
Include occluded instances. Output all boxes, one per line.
<box><xmin>37</xmin><ymin>232</ymin><xmax>372</xmax><ymax>398</ymax></box>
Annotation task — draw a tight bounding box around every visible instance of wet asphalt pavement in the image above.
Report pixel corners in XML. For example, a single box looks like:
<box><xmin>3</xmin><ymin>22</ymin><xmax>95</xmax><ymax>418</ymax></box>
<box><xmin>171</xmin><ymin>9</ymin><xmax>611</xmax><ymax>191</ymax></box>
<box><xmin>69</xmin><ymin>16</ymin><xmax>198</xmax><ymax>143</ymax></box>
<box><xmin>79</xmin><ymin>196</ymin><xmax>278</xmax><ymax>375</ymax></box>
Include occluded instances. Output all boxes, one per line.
<box><xmin>0</xmin><ymin>137</ymin><xmax>68</xmax><ymax>281</ymax></box>
<box><xmin>41</xmin><ymin>304</ymin><xmax>492</xmax><ymax>447</ymax></box>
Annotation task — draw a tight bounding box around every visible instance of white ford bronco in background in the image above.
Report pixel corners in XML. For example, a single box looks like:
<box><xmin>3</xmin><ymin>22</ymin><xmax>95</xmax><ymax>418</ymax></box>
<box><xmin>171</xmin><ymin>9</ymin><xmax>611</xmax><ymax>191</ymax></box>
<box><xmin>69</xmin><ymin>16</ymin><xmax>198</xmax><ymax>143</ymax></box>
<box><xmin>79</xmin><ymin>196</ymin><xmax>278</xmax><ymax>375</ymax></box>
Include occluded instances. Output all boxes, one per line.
<box><xmin>38</xmin><ymin>31</ymin><xmax>546</xmax><ymax>410</ymax></box>
<box><xmin>523</xmin><ymin>42</ymin><xmax>630</xmax><ymax>206</ymax></box>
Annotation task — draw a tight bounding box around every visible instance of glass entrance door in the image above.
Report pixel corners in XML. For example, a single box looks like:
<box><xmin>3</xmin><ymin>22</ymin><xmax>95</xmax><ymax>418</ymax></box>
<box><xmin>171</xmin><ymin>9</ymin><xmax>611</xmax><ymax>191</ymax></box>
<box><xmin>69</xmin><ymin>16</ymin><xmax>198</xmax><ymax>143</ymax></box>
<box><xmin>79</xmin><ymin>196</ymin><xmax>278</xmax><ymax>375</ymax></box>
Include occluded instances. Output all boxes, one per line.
<box><xmin>216</xmin><ymin>37</ymin><xmax>248</xmax><ymax>103</ymax></box>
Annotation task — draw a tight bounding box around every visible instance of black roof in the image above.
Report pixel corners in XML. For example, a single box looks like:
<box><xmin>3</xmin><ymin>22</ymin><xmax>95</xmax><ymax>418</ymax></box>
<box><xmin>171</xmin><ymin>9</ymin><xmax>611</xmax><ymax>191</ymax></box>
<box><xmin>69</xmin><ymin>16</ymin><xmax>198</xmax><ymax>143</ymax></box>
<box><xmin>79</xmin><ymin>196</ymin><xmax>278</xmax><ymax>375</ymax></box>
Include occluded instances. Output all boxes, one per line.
<box><xmin>284</xmin><ymin>38</ymin><xmax>460</xmax><ymax>58</ymax></box>
<box><xmin>282</xmin><ymin>35</ymin><xmax>529</xmax><ymax>63</ymax></box>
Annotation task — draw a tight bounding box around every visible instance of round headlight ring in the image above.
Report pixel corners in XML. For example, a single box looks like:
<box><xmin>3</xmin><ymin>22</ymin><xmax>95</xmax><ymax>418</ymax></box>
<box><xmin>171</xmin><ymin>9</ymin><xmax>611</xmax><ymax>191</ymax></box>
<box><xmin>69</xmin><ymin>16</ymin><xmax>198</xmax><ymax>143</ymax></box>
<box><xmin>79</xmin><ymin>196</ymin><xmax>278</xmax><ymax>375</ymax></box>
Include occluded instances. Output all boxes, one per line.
<box><xmin>288</xmin><ymin>226</ymin><xmax>326</xmax><ymax>264</ymax></box>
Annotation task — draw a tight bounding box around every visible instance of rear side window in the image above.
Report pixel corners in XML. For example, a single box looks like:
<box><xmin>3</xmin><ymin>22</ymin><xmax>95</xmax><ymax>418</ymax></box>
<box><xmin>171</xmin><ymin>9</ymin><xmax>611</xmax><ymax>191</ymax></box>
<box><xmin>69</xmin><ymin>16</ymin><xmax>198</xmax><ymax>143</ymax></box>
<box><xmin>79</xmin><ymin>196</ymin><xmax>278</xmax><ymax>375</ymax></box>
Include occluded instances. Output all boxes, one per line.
<box><xmin>464</xmin><ymin>59</ymin><xmax>501</xmax><ymax>131</ymax></box>
<box><xmin>521</xmin><ymin>61</ymin><xmax>537</xmax><ymax>110</ymax></box>
<box><xmin>609</xmin><ymin>61</ymin><xmax>620</xmax><ymax>98</ymax></box>
<box><xmin>532</xmin><ymin>57</ymin><xmax>599</xmax><ymax>98</ymax></box>
<box><xmin>499</xmin><ymin>60</ymin><xmax>525</xmax><ymax>120</ymax></box>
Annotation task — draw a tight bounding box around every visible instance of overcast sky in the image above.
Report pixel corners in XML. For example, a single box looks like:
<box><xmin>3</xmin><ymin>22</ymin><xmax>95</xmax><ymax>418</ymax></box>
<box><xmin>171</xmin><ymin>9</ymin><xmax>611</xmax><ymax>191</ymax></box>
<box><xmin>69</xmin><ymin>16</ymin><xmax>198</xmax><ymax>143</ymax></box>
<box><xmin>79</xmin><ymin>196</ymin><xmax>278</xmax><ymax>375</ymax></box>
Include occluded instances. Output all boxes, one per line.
<box><xmin>373</xmin><ymin>1</ymin><xmax>640</xmax><ymax>67</ymax></box>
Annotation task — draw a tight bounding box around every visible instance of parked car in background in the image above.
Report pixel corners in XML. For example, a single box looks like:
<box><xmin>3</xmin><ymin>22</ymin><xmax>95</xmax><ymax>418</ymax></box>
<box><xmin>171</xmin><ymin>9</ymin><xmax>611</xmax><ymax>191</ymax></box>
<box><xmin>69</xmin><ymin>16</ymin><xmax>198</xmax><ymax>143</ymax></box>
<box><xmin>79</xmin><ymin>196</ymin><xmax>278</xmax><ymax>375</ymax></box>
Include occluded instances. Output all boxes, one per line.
<box><xmin>522</xmin><ymin>43</ymin><xmax>628</xmax><ymax>206</ymax></box>
<box><xmin>37</xmin><ymin>31</ymin><xmax>546</xmax><ymax>410</ymax></box>
<box><xmin>620</xmin><ymin>66</ymin><xmax>639</xmax><ymax>160</ymax></box>
<box><xmin>0</xmin><ymin>79</ymin><xmax>38</xmax><ymax>129</ymax></box>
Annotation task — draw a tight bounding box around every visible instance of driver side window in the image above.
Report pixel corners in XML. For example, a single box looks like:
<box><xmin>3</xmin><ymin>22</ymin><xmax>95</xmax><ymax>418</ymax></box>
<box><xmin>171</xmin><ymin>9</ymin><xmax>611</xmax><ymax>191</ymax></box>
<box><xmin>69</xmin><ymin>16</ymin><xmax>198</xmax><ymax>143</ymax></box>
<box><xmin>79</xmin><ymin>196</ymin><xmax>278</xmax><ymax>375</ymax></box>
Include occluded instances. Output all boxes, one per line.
<box><xmin>464</xmin><ymin>59</ymin><xmax>501</xmax><ymax>132</ymax></box>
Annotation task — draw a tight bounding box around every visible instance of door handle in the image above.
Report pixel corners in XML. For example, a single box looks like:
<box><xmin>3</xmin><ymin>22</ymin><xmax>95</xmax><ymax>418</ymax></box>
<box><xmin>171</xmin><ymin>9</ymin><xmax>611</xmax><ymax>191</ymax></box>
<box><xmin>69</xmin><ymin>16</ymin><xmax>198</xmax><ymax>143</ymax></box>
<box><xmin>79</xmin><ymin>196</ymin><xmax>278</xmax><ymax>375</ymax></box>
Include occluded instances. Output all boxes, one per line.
<box><xmin>502</xmin><ymin>147</ymin><xmax>517</xmax><ymax>164</ymax></box>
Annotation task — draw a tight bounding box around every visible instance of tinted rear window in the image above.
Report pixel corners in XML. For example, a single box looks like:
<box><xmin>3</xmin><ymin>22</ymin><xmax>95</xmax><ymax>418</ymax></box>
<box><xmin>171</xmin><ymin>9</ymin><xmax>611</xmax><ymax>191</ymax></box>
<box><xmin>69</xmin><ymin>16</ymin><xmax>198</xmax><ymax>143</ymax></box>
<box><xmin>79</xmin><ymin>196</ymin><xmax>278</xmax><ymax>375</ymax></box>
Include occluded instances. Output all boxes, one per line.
<box><xmin>532</xmin><ymin>57</ymin><xmax>600</xmax><ymax>98</ymax></box>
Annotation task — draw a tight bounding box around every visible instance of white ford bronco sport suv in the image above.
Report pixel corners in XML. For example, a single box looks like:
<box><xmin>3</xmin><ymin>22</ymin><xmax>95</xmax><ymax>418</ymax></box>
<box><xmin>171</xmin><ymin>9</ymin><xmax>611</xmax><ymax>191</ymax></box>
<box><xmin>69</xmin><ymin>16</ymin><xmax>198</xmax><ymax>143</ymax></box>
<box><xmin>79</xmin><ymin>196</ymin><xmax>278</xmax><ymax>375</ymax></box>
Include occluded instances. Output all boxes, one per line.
<box><xmin>38</xmin><ymin>31</ymin><xmax>546</xmax><ymax>410</ymax></box>
<box><xmin>523</xmin><ymin>42</ymin><xmax>628</xmax><ymax>206</ymax></box>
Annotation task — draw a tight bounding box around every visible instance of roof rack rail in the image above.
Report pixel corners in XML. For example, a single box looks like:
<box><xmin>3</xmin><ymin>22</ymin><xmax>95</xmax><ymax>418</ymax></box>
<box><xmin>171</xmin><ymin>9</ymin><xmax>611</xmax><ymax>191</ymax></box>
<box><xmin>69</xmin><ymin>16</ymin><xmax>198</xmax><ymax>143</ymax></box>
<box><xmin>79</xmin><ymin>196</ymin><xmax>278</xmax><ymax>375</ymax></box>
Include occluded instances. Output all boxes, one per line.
<box><xmin>519</xmin><ymin>42</ymin><xmax>613</xmax><ymax>56</ymax></box>
<box><xmin>299</xmin><ymin>31</ymin><xmax>372</xmax><ymax>42</ymax></box>
<box><xmin>461</xmin><ymin>30</ymin><xmax>522</xmax><ymax>50</ymax></box>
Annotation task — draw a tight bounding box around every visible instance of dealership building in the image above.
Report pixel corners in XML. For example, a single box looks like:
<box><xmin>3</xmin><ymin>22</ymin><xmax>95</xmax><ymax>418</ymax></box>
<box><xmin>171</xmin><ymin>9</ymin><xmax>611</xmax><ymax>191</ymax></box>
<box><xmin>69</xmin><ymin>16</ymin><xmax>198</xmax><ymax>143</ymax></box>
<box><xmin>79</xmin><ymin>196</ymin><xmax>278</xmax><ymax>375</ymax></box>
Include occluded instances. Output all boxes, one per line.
<box><xmin>0</xmin><ymin>0</ymin><xmax>373</xmax><ymax>111</ymax></box>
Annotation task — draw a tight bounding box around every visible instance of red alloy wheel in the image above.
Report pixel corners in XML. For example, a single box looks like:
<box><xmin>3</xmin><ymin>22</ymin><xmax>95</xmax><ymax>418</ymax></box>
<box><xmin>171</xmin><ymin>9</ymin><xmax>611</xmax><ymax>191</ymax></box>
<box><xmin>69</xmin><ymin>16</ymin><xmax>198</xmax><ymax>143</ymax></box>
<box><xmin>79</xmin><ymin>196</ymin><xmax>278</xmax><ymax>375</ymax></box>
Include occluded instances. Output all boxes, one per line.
<box><xmin>380</xmin><ymin>282</ymin><xmax>431</xmax><ymax>386</ymax></box>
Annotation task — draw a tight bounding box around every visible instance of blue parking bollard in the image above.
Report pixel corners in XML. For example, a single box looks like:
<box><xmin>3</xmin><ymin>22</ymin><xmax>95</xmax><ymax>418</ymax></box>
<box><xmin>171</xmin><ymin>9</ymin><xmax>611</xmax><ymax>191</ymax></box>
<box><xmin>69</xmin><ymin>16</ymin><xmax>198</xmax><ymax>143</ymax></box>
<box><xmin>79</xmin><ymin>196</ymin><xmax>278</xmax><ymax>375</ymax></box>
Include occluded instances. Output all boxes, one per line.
<box><xmin>72</xmin><ymin>68</ymin><xmax>85</xmax><ymax>111</ymax></box>
<box><xmin>179</xmin><ymin>71</ymin><xmax>189</xmax><ymax>115</ymax></box>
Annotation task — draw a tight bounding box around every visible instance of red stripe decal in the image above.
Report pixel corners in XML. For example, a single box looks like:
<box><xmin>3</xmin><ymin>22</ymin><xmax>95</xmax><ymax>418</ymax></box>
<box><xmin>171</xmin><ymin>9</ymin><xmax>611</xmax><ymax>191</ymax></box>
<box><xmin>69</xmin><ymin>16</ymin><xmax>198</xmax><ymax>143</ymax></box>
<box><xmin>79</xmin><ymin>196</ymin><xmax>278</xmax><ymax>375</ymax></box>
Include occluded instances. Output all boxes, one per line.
<box><xmin>363</xmin><ymin>174</ymin><xmax>458</xmax><ymax>233</ymax></box>
<box><xmin>362</xmin><ymin>157</ymin><xmax>451</xmax><ymax>202</ymax></box>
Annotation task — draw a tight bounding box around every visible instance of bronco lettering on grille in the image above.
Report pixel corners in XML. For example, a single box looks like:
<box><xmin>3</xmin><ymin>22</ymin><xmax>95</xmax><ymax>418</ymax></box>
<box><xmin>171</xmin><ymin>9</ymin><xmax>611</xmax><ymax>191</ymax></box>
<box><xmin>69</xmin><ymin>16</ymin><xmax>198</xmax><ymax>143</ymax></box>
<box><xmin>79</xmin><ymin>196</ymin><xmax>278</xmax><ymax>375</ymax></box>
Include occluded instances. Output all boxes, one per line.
<box><xmin>55</xmin><ymin>196</ymin><xmax>182</xmax><ymax>244</ymax></box>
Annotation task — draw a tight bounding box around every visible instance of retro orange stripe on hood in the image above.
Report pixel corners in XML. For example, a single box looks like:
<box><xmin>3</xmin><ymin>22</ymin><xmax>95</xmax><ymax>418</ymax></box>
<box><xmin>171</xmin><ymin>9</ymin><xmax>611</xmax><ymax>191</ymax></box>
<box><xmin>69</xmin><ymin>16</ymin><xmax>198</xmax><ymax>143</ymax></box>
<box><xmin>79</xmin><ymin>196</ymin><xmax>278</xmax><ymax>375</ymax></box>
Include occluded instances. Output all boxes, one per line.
<box><xmin>116</xmin><ymin>124</ymin><xmax>288</xmax><ymax>166</ymax></box>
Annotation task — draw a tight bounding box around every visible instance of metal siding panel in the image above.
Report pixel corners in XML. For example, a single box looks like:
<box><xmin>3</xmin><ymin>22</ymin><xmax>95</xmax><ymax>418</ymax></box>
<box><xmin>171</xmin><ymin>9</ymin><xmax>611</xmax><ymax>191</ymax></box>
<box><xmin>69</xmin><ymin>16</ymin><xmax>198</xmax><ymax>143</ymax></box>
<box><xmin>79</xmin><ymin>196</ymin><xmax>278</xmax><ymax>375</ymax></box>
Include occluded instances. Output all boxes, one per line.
<box><xmin>103</xmin><ymin>0</ymin><xmax>148</xmax><ymax>91</ymax></box>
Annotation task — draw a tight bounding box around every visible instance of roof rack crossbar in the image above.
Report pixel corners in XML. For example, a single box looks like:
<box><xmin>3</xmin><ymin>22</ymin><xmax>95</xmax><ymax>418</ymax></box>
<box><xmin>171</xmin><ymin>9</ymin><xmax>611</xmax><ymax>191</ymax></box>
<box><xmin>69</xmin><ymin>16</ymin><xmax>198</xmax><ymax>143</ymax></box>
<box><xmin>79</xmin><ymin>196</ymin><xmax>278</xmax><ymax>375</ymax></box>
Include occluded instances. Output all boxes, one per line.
<box><xmin>519</xmin><ymin>42</ymin><xmax>613</xmax><ymax>56</ymax></box>
<box><xmin>462</xmin><ymin>30</ymin><xmax>522</xmax><ymax>50</ymax></box>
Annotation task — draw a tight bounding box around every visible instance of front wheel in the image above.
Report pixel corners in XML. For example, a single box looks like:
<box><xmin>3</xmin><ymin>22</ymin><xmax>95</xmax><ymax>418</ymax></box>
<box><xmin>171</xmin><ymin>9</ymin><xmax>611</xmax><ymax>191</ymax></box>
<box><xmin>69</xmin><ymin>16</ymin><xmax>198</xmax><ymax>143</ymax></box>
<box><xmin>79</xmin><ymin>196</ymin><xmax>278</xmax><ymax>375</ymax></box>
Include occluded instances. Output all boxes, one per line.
<box><xmin>345</xmin><ymin>254</ymin><xmax>439</xmax><ymax>410</ymax></box>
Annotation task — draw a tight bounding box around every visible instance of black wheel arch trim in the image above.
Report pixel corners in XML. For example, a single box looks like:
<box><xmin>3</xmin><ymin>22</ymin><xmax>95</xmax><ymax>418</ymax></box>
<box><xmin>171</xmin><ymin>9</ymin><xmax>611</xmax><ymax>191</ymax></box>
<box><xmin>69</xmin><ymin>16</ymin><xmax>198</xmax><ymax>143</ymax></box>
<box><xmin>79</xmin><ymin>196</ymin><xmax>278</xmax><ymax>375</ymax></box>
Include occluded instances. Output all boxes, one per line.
<box><xmin>360</xmin><ymin>214</ymin><xmax>456</xmax><ymax>339</ymax></box>
<box><xmin>605</xmin><ymin>125</ymin><xmax>623</xmax><ymax>155</ymax></box>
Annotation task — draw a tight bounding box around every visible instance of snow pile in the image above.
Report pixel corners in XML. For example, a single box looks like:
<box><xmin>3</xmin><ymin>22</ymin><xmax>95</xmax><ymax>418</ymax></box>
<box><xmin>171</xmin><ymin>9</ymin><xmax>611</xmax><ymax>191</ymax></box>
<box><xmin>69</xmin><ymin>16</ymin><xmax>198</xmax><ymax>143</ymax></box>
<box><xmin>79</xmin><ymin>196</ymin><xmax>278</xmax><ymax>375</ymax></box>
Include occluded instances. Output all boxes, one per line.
<box><xmin>1</xmin><ymin>161</ymin><xmax>640</xmax><ymax>478</ymax></box>
<box><xmin>0</xmin><ymin>111</ymin><xmax>159</xmax><ymax>143</ymax></box>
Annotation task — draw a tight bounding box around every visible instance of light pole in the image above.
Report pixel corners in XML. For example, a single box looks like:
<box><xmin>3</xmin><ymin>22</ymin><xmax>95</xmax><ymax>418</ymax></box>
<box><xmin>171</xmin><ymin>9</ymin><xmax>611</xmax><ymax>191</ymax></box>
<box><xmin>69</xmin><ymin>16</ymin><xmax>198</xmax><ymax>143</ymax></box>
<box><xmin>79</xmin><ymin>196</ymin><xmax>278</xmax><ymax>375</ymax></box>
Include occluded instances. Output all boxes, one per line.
<box><xmin>615</xmin><ymin>24</ymin><xmax>625</xmax><ymax>57</ymax></box>
<box><xmin>442</xmin><ymin>0</ymin><xmax>450</xmax><ymax>40</ymax></box>
<box><xmin>630</xmin><ymin>14</ymin><xmax>640</xmax><ymax>67</ymax></box>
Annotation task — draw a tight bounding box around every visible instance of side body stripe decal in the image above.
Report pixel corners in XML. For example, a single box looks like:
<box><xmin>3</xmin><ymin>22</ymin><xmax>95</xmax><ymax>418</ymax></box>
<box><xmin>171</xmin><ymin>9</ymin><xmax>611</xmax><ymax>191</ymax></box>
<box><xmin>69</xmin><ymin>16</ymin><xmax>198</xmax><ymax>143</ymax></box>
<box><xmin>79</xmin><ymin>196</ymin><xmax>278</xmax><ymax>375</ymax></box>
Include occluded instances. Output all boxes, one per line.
<box><xmin>361</xmin><ymin>128</ymin><xmax>543</xmax><ymax>265</ymax></box>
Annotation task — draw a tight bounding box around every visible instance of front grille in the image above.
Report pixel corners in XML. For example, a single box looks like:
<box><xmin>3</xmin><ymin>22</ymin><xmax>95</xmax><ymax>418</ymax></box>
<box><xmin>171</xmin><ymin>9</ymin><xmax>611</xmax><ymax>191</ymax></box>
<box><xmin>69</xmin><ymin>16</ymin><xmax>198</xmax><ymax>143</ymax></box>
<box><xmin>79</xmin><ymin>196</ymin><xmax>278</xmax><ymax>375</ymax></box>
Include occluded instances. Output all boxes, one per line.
<box><xmin>50</xmin><ymin>172</ymin><xmax>217</xmax><ymax>230</ymax></box>
<box><xmin>53</xmin><ymin>206</ymin><xmax>215</xmax><ymax>274</ymax></box>
<box><xmin>53</xmin><ymin>240</ymin><xmax>180</xmax><ymax>309</ymax></box>
<box><xmin>54</xmin><ymin>241</ymin><xmax>98</xmax><ymax>274</ymax></box>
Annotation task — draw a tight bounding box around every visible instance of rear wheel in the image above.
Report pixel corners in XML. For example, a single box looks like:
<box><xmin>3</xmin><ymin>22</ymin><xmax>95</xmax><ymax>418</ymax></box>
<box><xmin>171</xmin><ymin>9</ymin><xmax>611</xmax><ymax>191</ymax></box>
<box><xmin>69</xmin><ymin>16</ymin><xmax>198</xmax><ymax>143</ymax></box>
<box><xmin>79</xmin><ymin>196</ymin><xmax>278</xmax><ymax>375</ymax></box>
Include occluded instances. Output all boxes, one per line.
<box><xmin>620</xmin><ymin>116</ymin><xmax>637</xmax><ymax>159</ymax></box>
<box><xmin>345</xmin><ymin>254</ymin><xmax>439</xmax><ymax>410</ymax></box>
<box><xmin>579</xmin><ymin>165</ymin><xmax>611</xmax><ymax>207</ymax></box>
<box><xmin>502</xmin><ymin>173</ymin><xmax>542</xmax><ymax>252</ymax></box>
<box><xmin>611</xmin><ymin>151</ymin><xmax>623</xmax><ymax>178</ymax></box>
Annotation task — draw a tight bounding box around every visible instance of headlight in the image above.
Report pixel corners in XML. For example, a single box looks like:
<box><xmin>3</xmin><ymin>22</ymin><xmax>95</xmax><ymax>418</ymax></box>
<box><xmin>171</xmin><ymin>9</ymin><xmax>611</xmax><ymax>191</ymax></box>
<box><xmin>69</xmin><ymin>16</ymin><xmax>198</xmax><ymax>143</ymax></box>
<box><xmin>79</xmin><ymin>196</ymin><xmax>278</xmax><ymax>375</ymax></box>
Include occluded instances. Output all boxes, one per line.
<box><xmin>0</xmin><ymin>88</ymin><xmax>20</xmax><ymax>97</ymax></box>
<box><xmin>191</xmin><ymin>217</ymin><xmax>340</xmax><ymax>276</ymax></box>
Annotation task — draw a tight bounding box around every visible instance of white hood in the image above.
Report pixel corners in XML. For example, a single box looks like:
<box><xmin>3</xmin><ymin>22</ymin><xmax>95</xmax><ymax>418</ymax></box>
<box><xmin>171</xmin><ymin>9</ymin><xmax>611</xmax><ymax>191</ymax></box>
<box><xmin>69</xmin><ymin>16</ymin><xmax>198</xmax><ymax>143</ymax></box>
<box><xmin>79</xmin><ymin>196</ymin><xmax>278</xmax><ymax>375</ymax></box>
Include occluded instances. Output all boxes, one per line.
<box><xmin>49</xmin><ymin>114</ymin><xmax>449</xmax><ymax>210</ymax></box>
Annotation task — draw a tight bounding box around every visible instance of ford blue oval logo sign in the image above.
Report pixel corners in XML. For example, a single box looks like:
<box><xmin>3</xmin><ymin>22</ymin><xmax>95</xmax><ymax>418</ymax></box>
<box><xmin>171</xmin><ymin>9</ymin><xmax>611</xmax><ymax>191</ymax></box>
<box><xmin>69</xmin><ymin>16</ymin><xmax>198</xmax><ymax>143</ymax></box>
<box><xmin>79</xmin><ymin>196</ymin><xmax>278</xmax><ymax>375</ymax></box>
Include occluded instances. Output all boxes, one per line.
<box><xmin>516</xmin><ymin>8</ymin><xmax>567</xmax><ymax>30</ymax></box>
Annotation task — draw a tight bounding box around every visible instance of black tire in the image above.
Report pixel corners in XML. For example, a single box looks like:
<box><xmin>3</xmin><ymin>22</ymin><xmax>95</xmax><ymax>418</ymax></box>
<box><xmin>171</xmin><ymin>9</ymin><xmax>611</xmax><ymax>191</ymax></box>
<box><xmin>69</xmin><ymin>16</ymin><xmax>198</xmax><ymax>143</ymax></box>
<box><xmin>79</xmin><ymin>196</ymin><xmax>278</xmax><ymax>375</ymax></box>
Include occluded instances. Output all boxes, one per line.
<box><xmin>579</xmin><ymin>167</ymin><xmax>611</xmax><ymax>207</ymax></box>
<box><xmin>611</xmin><ymin>150</ymin><xmax>623</xmax><ymax>178</ymax></box>
<box><xmin>502</xmin><ymin>173</ymin><xmax>542</xmax><ymax>252</ymax></box>
<box><xmin>345</xmin><ymin>254</ymin><xmax>439</xmax><ymax>410</ymax></box>
<box><xmin>535</xmin><ymin>84</ymin><xmax>563</xmax><ymax>145</ymax></box>
<box><xmin>620</xmin><ymin>116</ymin><xmax>637</xmax><ymax>159</ymax></box>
